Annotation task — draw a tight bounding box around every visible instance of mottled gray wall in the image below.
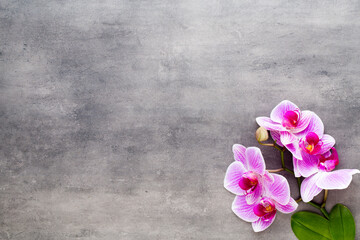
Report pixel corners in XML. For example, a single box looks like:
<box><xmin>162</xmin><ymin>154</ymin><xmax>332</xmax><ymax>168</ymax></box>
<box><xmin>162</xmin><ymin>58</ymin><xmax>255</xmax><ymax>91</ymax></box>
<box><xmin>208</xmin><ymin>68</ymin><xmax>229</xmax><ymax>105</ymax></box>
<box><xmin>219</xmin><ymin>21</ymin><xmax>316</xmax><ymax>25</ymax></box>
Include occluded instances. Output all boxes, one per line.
<box><xmin>1</xmin><ymin>0</ymin><xmax>360</xmax><ymax>239</ymax></box>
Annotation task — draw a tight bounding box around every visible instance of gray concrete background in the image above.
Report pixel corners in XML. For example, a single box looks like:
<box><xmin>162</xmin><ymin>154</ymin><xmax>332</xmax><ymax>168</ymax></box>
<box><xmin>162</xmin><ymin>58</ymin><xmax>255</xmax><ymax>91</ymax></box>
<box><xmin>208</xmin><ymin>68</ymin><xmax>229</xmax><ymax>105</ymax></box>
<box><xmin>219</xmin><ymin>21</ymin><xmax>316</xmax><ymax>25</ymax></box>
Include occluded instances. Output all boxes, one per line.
<box><xmin>1</xmin><ymin>0</ymin><xmax>360</xmax><ymax>239</ymax></box>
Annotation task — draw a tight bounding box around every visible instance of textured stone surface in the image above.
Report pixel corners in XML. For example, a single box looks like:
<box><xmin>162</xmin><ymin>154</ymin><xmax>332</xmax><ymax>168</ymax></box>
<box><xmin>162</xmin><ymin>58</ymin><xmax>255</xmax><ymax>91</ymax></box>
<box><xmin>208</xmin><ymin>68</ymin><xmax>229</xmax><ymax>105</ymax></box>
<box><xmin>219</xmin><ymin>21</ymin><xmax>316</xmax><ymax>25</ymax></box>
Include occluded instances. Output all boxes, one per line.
<box><xmin>1</xmin><ymin>0</ymin><xmax>360</xmax><ymax>239</ymax></box>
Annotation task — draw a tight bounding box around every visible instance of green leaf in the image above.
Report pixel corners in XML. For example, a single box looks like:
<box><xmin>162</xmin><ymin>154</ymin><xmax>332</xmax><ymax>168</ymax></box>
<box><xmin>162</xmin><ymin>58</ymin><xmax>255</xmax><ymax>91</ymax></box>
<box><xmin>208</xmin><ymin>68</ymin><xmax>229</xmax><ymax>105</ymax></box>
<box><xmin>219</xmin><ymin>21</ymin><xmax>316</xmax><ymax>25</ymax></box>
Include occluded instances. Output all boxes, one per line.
<box><xmin>329</xmin><ymin>204</ymin><xmax>356</xmax><ymax>240</ymax></box>
<box><xmin>291</xmin><ymin>211</ymin><xmax>332</xmax><ymax>240</ymax></box>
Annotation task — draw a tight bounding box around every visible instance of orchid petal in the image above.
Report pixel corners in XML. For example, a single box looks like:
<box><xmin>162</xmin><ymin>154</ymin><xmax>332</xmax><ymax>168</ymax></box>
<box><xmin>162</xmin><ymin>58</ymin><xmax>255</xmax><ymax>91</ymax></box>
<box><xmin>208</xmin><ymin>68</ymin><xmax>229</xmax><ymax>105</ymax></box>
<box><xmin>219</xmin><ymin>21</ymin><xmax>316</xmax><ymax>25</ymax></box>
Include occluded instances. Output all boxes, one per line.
<box><xmin>285</xmin><ymin>142</ymin><xmax>302</xmax><ymax>159</ymax></box>
<box><xmin>322</xmin><ymin>150</ymin><xmax>332</xmax><ymax>158</ymax></box>
<box><xmin>252</xmin><ymin>213</ymin><xmax>276</xmax><ymax>232</ymax></box>
<box><xmin>270</xmin><ymin>100</ymin><xmax>299</xmax><ymax>123</ymax></box>
<box><xmin>265</xmin><ymin>174</ymin><xmax>290</xmax><ymax>205</ymax></box>
<box><xmin>232</xmin><ymin>195</ymin><xmax>259</xmax><ymax>222</ymax></box>
<box><xmin>256</xmin><ymin>117</ymin><xmax>284</xmax><ymax>131</ymax></box>
<box><xmin>270</xmin><ymin>131</ymin><xmax>284</xmax><ymax>147</ymax></box>
<box><xmin>291</xmin><ymin>110</ymin><xmax>313</xmax><ymax>133</ymax></box>
<box><xmin>262</xmin><ymin>210</ymin><xmax>277</xmax><ymax>222</ymax></box>
<box><xmin>280</xmin><ymin>131</ymin><xmax>298</xmax><ymax>145</ymax></box>
<box><xmin>275</xmin><ymin>198</ymin><xmax>298</xmax><ymax>214</ymax></box>
<box><xmin>300</xmin><ymin>173</ymin><xmax>322</xmax><ymax>202</ymax></box>
<box><xmin>316</xmin><ymin>169</ymin><xmax>360</xmax><ymax>190</ymax></box>
<box><xmin>293</xmin><ymin>157</ymin><xmax>301</xmax><ymax>177</ymax></box>
<box><xmin>295</xmin><ymin>112</ymin><xmax>324</xmax><ymax>138</ymax></box>
<box><xmin>317</xmin><ymin>134</ymin><xmax>336</xmax><ymax>155</ymax></box>
<box><xmin>246</xmin><ymin>184</ymin><xmax>262</xmax><ymax>205</ymax></box>
<box><xmin>297</xmin><ymin>152</ymin><xmax>319</xmax><ymax>177</ymax></box>
<box><xmin>263</xmin><ymin>171</ymin><xmax>275</xmax><ymax>183</ymax></box>
<box><xmin>245</xmin><ymin>147</ymin><xmax>266</xmax><ymax>175</ymax></box>
<box><xmin>306</xmin><ymin>132</ymin><xmax>320</xmax><ymax>145</ymax></box>
<box><xmin>233</xmin><ymin>144</ymin><xmax>247</xmax><ymax>166</ymax></box>
<box><xmin>224</xmin><ymin>162</ymin><xmax>247</xmax><ymax>195</ymax></box>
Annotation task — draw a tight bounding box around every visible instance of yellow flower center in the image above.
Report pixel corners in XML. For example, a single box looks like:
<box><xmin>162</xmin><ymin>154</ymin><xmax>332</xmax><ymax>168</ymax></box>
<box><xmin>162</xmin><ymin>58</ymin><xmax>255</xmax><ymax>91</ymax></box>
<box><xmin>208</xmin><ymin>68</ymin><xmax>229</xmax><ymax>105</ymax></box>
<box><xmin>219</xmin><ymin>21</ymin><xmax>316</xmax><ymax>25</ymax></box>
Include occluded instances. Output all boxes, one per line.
<box><xmin>306</xmin><ymin>144</ymin><xmax>314</xmax><ymax>152</ymax></box>
<box><xmin>263</xmin><ymin>202</ymin><xmax>274</xmax><ymax>212</ymax></box>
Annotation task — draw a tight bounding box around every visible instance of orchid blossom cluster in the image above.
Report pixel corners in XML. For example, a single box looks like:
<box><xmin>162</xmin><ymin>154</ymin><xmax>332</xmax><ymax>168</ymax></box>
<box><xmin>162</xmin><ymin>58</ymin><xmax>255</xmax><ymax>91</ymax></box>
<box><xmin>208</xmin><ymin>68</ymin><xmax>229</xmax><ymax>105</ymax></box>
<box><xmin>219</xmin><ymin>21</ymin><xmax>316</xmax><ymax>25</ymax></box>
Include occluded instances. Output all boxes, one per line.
<box><xmin>224</xmin><ymin>145</ymin><xmax>298</xmax><ymax>232</ymax></box>
<box><xmin>224</xmin><ymin>100</ymin><xmax>359</xmax><ymax>234</ymax></box>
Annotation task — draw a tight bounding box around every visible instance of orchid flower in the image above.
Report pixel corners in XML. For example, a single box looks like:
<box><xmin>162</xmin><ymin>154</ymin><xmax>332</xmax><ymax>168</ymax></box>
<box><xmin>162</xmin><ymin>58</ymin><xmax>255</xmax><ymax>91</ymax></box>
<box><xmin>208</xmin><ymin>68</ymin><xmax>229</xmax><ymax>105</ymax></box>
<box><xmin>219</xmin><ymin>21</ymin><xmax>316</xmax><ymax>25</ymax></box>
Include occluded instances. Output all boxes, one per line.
<box><xmin>226</xmin><ymin>100</ymin><xmax>359</xmax><ymax>236</ymax></box>
<box><xmin>297</xmin><ymin>148</ymin><xmax>360</xmax><ymax>202</ymax></box>
<box><xmin>258</xmin><ymin>101</ymin><xmax>336</xmax><ymax>162</ymax></box>
<box><xmin>284</xmin><ymin>112</ymin><xmax>336</xmax><ymax>176</ymax></box>
<box><xmin>256</xmin><ymin>100</ymin><xmax>313</xmax><ymax>145</ymax></box>
<box><xmin>224</xmin><ymin>145</ymin><xmax>274</xmax><ymax>204</ymax></box>
<box><xmin>281</xmin><ymin>112</ymin><xmax>324</xmax><ymax>159</ymax></box>
<box><xmin>292</xmin><ymin>133</ymin><xmax>336</xmax><ymax>177</ymax></box>
<box><xmin>283</xmin><ymin>112</ymin><xmax>335</xmax><ymax>162</ymax></box>
<box><xmin>232</xmin><ymin>174</ymin><xmax>298</xmax><ymax>232</ymax></box>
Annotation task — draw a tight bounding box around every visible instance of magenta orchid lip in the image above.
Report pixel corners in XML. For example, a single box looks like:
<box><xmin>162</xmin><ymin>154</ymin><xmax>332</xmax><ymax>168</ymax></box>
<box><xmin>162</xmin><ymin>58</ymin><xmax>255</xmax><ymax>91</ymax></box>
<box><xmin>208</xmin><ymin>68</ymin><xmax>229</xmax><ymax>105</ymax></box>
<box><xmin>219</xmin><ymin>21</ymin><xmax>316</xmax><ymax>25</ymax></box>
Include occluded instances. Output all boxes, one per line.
<box><xmin>225</xmin><ymin>100</ymin><xmax>359</xmax><ymax>233</ymax></box>
<box><xmin>238</xmin><ymin>171</ymin><xmax>259</xmax><ymax>191</ymax></box>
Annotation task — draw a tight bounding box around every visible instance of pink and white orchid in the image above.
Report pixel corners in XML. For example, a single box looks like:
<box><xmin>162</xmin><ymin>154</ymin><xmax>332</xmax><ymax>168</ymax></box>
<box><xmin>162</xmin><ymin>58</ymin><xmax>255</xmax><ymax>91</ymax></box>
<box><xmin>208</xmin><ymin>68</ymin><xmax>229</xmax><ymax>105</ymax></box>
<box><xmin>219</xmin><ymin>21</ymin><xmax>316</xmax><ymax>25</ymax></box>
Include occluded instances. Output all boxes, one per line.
<box><xmin>292</xmin><ymin>132</ymin><xmax>336</xmax><ymax>177</ymax></box>
<box><xmin>298</xmin><ymin>148</ymin><xmax>360</xmax><ymax>202</ymax></box>
<box><xmin>287</xmin><ymin>112</ymin><xmax>336</xmax><ymax>176</ymax></box>
<box><xmin>257</xmin><ymin>100</ymin><xmax>336</xmax><ymax>163</ymax></box>
<box><xmin>226</xmin><ymin>100</ymin><xmax>359</xmax><ymax>234</ymax></box>
<box><xmin>232</xmin><ymin>174</ymin><xmax>298</xmax><ymax>232</ymax></box>
<box><xmin>284</xmin><ymin>112</ymin><xmax>335</xmax><ymax>162</ymax></box>
<box><xmin>281</xmin><ymin>112</ymin><xmax>325</xmax><ymax>159</ymax></box>
<box><xmin>224</xmin><ymin>145</ymin><xmax>274</xmax><ymax>204</ymax></box>
<box><xmin>256</xmin><ymin>100</ymin><xmax>313</xmax><ymax>142</ymax></box>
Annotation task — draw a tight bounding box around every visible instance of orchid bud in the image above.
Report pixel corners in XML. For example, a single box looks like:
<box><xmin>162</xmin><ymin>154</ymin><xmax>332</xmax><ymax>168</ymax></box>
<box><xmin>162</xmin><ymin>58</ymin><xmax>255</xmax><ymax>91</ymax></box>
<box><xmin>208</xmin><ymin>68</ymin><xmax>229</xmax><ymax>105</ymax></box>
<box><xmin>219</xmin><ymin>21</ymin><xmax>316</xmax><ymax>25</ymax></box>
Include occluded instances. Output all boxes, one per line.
<box><xmin>256</xmin><ymin>126</ymin><xmax>269</xmax><ymax>142</ymax></box>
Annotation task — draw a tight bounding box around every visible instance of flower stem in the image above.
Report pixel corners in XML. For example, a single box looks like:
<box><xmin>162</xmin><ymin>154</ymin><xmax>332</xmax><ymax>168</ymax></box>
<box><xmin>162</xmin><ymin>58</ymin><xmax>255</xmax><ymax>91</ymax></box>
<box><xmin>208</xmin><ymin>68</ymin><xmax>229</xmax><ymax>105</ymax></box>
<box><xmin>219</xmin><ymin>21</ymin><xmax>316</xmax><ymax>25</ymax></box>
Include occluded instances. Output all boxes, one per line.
<box><xmin>321</xmin><ymin>190</ymin><xmax>328</xmax><ymax>208</ymax></box>
<box><xmin>267</xmin><ymin>167</ymin><xmax>294</xmax><ymax>174</ymax></box>
<box><xmin>307</xmin><ymin>201</ymin><xmax>321</xmax><ymax>209</ymax></box>
<box><xmin>257</xmin><ymin>141</ymin><xmax>283</xmax><ymax>152</ymax></box>
<box><xmin>277</xmin><ymin>150</ymin><xmax>295</xmax><ymax>174</ymax></box>
<box><xmin>320</xmin><ymin>207</ymin><xmax>330</xmax><ymax>219</ymax></box>
<box><xmin>297</xmin><ymin>177</ymin><xmax>301</xmax><ymax>191</ymax></box>
<box><xmin>274</xmin><ymin>145</ymin><xmax>283</xmax><ymax>152</ymax></box>
<box><xmin>283</xmin><ymin>168</ymin><xmax>294</xmax><ymax>174</ymax></box>
<box><xmin>268</xmin><ymin>168</ymin><xmax>284</xmax><ymax>173</ymax></box>
<box><xmin>257</xmin><ymin>141</ymin><xmax>274</xmax><ymax>147</ymax></box>
<box><xmin>297</xmin><ymin>199</ymin><xmax>330</xmax><ymax>219</ymax></box>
